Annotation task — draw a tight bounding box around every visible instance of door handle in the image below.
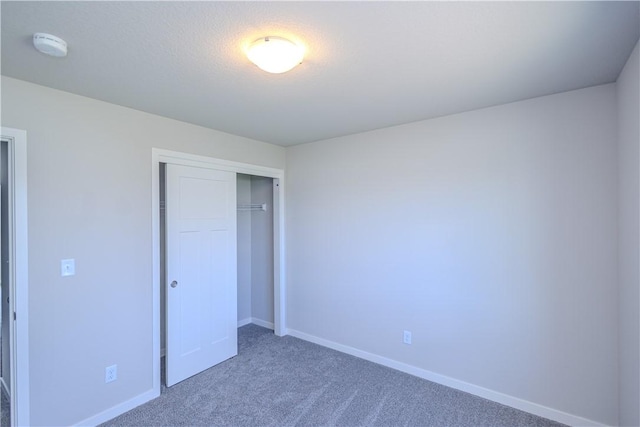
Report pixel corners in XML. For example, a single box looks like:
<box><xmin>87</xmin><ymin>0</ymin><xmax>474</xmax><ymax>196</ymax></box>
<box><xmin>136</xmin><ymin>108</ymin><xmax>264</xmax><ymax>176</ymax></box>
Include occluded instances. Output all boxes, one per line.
<box><xmin>170</xmin><ymin>280</ymin><xmax>178</xmax><ymax>288</ymax></box>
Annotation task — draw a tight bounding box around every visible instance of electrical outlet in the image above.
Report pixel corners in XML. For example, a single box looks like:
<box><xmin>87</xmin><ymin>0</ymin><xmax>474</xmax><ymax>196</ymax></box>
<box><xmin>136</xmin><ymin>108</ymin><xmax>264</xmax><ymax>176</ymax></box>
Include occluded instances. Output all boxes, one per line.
<box><xmin>105</xmin><ymin>364</ymin><xmax>117</xmax><ymax>383</ymax></box>
<box><xmin>403</xmin><ymin>330</ymin><xmax>412</xmax><ymax>345</ymax></box>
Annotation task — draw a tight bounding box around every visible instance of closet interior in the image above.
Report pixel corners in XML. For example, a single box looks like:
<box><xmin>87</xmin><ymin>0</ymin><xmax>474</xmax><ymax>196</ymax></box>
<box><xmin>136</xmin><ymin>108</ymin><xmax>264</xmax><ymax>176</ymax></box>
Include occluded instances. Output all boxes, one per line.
<box><xmin>236</xmin><ymin>173</ymin><xmax>275</xmax><ymax>330</ymax></box>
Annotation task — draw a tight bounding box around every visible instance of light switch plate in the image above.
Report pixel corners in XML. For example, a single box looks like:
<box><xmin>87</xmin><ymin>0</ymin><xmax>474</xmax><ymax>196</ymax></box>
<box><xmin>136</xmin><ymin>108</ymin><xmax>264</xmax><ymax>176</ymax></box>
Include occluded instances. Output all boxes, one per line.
<box><xmin>61</xmin><ymin>259</ymin><xmax>75</xmax><ymax>276</ymax></box>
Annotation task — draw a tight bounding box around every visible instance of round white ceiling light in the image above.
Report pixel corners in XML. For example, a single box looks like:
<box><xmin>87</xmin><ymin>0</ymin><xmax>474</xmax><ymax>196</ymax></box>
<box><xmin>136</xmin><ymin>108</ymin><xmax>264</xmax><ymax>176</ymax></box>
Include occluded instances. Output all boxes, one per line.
<box><xmin>33</xmin><ymin>33</ymin><xmax>67</xmax><ymax>57</ymax></box>
<box><xmin>246</xmin><ymin>36</ymin><xmax>304</xmax><ymax>74</ymax></box>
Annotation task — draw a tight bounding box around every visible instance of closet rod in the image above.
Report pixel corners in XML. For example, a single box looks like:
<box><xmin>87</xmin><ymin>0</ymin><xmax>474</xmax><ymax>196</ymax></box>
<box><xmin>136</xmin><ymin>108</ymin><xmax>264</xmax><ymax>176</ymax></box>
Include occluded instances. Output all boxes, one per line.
<box><xmin>237</xmin><ymin>203</ymin><xmax>267</xmax><ymax>212</ymax></box>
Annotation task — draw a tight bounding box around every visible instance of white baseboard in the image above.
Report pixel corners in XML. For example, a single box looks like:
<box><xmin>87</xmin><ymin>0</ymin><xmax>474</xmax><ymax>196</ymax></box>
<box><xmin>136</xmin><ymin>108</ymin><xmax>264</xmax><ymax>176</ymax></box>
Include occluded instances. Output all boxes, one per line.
<box><xmin>238</xmin><ymin>317</ymin><xmax>274</xmax><ymax>330</ymax></box>
<box><xmin>286</xmin><ymin>329</ymin><xmax>605</xmax><ymax>427</ymax></box>
<box><xmin>74</xmin><ymin>388</ymin><xmax>158</xmax><ymax>426</ymax></box>
<box><xmin>250</xmin><ymin>318</ymin><xmax>274</xmax><ymax>330</ymax></box>
<box><xmin>237</xmin><ymin>317</ymin><xmax>252</xmax><ymax>328</ymax></box>
<box><xmin>0</xmin><ymin>376</ymin><xmax>9</xmax><ymax>398</ymax></box>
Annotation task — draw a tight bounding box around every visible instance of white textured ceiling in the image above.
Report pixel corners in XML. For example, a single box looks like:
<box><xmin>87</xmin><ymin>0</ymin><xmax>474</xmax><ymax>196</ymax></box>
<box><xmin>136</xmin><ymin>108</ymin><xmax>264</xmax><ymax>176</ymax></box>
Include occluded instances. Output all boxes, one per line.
<box><xmin>2</xmin><ymin>1</ymin><xmax>639</xmax><ymax>146</ymax></box>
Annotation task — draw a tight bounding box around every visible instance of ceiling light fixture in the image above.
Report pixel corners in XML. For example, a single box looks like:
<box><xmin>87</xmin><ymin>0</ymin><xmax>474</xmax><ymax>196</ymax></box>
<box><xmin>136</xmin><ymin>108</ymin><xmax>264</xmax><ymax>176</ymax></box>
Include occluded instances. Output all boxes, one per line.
<box><xmin>33</xmin><ymin>33</ymin><xmax>67</xmax><ymax>57</ymax></box>
<box><xmin>246</xmin><ymin>36</ymin><xmax>304</xmax><ymax>74</ymax></box>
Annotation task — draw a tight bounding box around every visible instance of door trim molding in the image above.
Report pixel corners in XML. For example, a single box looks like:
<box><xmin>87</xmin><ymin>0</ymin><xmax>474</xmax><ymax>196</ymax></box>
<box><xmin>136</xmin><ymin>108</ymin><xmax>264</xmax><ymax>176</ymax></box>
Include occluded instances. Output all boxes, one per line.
<box><xmin>0</xmin><ymin>127</ymin><xmax>30</xmax><ymax>427</ymax></box>
<box><xmin>151</xmin><ymin>148</ymin><xmax>286</xmax><ymax>396</ymax></box>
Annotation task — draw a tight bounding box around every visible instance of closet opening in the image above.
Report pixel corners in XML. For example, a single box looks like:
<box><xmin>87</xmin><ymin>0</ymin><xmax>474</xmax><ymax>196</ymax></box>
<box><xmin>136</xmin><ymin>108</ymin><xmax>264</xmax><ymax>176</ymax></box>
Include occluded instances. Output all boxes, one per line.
<box><xmin>157</xmin><ymin>161</ymin><xmax>279</xmax><ymax>388</ymax></box>
<box><xmin>236</xmin><ymin>174</ymin><xmax>275</xmax><ymax>331</ymax></box>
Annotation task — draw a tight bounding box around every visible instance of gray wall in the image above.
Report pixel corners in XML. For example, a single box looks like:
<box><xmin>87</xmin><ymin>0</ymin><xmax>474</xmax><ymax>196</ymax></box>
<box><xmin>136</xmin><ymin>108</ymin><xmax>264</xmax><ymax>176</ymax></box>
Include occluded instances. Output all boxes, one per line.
<box><xmin>250</xmin><ymin>176</ymin><xmax>274</xmax><ymax>325</ymax></box>
<box><xmin>617</xmin><ymin>40</ymin><xmax>640</xmax><ymax>427</ymax></box>
<box><xmin>0</xmin><ymin>77</ymin><xmax>285</xmax><ymax>426</ymax></box>
<box><xmin>286</xmin><ymin>84</ymin><xmax>619</xmax><ymax>425</ymax></box>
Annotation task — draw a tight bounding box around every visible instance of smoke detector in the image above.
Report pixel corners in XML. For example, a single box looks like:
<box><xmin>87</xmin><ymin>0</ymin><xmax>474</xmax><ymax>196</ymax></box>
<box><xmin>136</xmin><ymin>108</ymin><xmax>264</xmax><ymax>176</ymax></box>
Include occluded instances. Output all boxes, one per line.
<box><xmin>33</xmin><ymin>33</ymin><xmax>67</xmax><ymax>57</ymax></box>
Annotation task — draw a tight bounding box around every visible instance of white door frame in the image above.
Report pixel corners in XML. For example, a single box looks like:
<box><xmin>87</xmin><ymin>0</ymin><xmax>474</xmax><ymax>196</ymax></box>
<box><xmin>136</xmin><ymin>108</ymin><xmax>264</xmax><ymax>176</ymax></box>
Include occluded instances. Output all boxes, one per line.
<box><xmin>0</xmin><ymin>127</ymin><xmax>30</xmax><ymax>427</ymax></box>
<box><xmin>151</xmin><ymin>148</ymin><xmax>286</xmax><ymax>396</ymax></box>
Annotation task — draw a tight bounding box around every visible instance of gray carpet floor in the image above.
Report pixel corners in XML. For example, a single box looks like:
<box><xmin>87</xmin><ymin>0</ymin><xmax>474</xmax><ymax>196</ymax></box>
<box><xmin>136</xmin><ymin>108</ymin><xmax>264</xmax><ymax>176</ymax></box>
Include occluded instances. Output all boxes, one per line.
<box><xmin>0</xmin><ymin>385</ymin><xmax>8</xmax><ymax>427</ymax></box>
<box><xmin>0</xmin><ymin>335</ymin><xmax>7</xmax><ymax>427</ymax></box>
<box><xmin>103</xmin><ymin>324</ymin><xmax>565</xmax><ymax>427</ymax></box>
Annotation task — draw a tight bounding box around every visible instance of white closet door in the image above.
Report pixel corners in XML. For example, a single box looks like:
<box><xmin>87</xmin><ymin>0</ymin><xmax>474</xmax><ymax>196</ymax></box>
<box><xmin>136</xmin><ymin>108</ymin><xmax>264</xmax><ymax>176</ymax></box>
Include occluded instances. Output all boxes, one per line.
<box><xmin>165</xmin><ymin>164</ymin><xmax>237</xmax><ymax>387</ymax></box>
